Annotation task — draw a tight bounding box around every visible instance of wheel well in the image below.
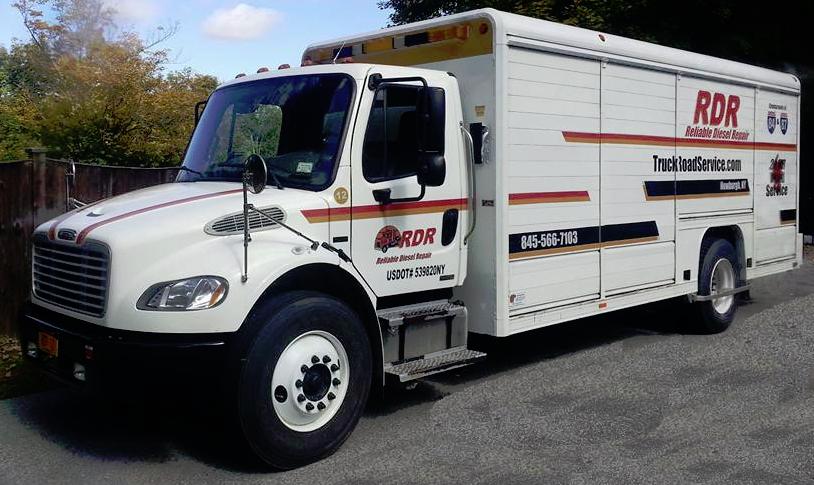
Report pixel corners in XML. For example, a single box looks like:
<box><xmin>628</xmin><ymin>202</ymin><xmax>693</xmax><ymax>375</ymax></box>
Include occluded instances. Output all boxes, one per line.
<box><xmin>258</xmin><ymin>264</ymin><xmax>384</xmax><ymax>390</ymax></box>
<box><xmin>702</xmin><ymin>226</ymin><xmax>746</xmax><ymax>280</ymax></box>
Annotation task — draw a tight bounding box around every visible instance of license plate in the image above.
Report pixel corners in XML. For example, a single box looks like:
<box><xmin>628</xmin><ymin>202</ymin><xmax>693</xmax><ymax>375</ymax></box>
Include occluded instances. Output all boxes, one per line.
<box><xmin>38</xmin><ymin>331</ymin><xmax>59</xmax><ymax>357</ymax></box>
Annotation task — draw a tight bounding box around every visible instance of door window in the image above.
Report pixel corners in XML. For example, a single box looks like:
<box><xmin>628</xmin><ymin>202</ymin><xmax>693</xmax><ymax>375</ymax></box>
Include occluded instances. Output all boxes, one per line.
<box><xmin>362</xmin><ymin>86</ymin><xmax>422</xmax><ymax>182</ymax></box>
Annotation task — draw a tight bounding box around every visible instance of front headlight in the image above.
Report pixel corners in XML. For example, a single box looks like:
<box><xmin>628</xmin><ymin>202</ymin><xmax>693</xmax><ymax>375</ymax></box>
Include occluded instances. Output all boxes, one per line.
<box><xmin>137</xmin><ymin>276</ymin><xmax>228</xmax><ymax>311</ymax></box>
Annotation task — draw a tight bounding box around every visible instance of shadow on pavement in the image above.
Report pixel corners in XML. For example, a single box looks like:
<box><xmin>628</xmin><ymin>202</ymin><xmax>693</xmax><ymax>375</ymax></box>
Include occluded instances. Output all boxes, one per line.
<box><xmin>5</xmin><ymin>296</ymin><xmax>716</xmax><ymax>472</ymax></box>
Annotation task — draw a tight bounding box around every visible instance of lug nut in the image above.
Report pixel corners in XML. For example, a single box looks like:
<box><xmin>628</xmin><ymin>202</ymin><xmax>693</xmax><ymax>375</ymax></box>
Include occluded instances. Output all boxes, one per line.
<box><xmin>317</xmin><ymin>401</ymin><xmax>326</xmax><ymax>410</ymax></box>
<box><xmin>297</xmin><ymin>394</ymin><xmax>306</xmax><ymax>403</ymax></box>
<box><xmin>330</xmin><ymin>363</ymin><xmax>339</xmax><ymax>372</ymax></box>
<box><xmin>301</xmin><ymin>365</ymin><xmax>309</xmax><ymax>373</ymax></box>
<box><xmin>322</xmin><ymin>355</ymin><xmax>331</xmax><ymax>364</ymax></box>
<box><xmin>295</xmin><ymin>379</ymin><xmax>303</xmax><ymax>388</ymax></box>
<box><xmin>332</xmin><ymin>377</ymin><xmax>341</xmax><ymax>386</ymax></box>
<box><xmin>311</xmin><ymin>355</ymin><xmax>319</xmax><ymax>364</ymax></box>
<box><xmin>305</xmin><ymin>402</ymin><xmax>314</xmax><ymax>411</ymax></box>
<box><xmin>327</xmin><ymin>392</ymin><xmax>336</xmax><ymax>400</ymax></box>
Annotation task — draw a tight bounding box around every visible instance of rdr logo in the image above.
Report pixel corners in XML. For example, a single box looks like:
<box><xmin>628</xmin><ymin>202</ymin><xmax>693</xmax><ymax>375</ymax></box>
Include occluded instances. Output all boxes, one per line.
<box><xmin>686</xmin><ymin>90</ymin><xmax>750</xmax><ymax>142</ymax></box>
<box><xmin>373</xmin><ymin>225</ymin><xmax>437</xmax><ymax>253</ymax></box>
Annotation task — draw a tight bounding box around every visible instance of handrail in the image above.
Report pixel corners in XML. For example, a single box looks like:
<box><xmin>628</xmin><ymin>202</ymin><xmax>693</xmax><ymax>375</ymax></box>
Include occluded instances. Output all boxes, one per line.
<box><xmin>460</xmin><ymin>122</ymin><xmax>477</xmax><ymax>245</ymax></box>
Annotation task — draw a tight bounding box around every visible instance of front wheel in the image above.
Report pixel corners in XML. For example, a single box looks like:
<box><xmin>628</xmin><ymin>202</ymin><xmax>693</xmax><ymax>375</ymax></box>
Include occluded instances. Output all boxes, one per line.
<box><xmin>694</xmin><ymin>238</ymin><xmax>740</xmax><ymax>333</ymax></box>
<box><xmin>237</xmin><ymin>291</ymin><xmax>372</xmax><ymax>469</ymax></box>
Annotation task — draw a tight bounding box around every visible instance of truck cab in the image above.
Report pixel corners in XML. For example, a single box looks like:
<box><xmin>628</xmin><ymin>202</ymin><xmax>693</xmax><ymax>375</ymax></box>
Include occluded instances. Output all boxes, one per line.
<box><xmin>21</xmin><ymin>63</ymin><xmax>481</xmax><ymax>469</ymax></box>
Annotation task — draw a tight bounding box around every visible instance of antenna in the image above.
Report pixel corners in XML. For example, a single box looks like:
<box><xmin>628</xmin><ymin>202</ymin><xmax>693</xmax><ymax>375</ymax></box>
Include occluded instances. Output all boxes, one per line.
<box><xmin>332</xmin><ymin>41</ymin><xmax>346</xmax><ymax>64</ymax></box>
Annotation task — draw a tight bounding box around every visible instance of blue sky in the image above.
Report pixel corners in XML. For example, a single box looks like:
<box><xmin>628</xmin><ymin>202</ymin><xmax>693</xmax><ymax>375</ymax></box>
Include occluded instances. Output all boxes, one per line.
<box><xmin>0</xmin><ymin>1</ymin><xmax>392</xmax><ymax>82</ymax></box>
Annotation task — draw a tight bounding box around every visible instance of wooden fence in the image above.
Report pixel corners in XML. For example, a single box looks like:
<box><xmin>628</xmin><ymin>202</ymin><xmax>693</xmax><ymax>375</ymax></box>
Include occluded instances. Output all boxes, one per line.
<box><xmin>0</xmin><ymin>156</ymin><xmax>178</xmax><ymax>335</ymax></box>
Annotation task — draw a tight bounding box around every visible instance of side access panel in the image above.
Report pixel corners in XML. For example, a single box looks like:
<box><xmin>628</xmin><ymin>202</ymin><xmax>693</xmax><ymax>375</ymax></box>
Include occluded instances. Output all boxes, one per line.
<box><xmin>753</xmin><ymin>89</ymin><xmax>799</xmax><ymax>265</ymax></box>
<box><xmin>599</xmin><ymin>63</ymin><xmax>676</xmax><ymax>295</ymax></box>
<box><xmin>503</xmin><ymin>47</ymin><xmax>602</xmax><ymax>320</ymax></box>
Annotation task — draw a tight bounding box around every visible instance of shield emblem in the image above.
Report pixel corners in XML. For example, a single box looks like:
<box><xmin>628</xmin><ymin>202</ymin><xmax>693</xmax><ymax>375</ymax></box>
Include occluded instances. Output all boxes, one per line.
<box><xmin>767</xmin><ymin>111</ymin><xmax>776</xmax><ymax>134</ymax></box>
<box><xmin>779</xmin><ymin>113</ymin><xmax>788</xmax><ymax>135</ymax></box>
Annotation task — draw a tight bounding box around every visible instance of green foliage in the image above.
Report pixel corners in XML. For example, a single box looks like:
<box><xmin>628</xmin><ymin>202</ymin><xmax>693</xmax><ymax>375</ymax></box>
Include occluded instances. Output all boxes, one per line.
<box><xmin>232</xmin><ymin>105</ymin><xmax>283</xmax><ymax>160</ymax></box>
<box><xmin>0</xmin><ymin>0</ymin><xmax>219</xmax><ymax>166</ymax></box>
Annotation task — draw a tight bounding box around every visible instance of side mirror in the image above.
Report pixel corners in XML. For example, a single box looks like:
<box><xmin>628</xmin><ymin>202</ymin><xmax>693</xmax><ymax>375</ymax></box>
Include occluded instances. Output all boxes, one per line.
<box><xmin>469</xmin><ymin>123</ymin><xmax>489</xmax><ymax>165</ymax></box>
<box><xmin>194</xmin><ymin>100</ymin><xmax>207</xmax><ymax>126</ymax></box>
<box><xmin>419</xmin><ymin>87</ymin><xmax>446</xmax><ymax>153</ymax></box>
<box><xmin>243</xmin><ymin>154</ymin><xmax>267</xmax><ymax>194</ymax></box>
<box><xmin>417</xmin><ymin>153</ymin><xmax>446</xmax><ymax>187</ymax></box>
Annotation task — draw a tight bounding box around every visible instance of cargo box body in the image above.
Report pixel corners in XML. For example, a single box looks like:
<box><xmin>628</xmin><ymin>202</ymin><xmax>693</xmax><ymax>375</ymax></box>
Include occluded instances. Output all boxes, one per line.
<box><xmin>305</xmin><ymin>9</ymin><xmax>802</xmax><ymax>337</ymax></box>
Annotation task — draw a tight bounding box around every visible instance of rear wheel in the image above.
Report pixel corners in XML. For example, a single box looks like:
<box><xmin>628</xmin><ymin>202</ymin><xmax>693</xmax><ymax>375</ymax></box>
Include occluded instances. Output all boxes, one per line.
<box><xmin>694</xmin><ymin>238</ymin><xmax>740</xmax><ymax>333</ymax></box>
<box><xmin>236</xmin><ymin>291</ymin><xmax>372</xmax><ymax>469</ymax></box>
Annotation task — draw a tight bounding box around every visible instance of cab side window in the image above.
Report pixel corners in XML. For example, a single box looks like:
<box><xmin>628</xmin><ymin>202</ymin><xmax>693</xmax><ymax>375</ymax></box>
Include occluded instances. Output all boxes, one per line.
<box><xmin>363</xmin><ymin>85</ymin><xmax>421</xmax><ymax>182</ymax></box>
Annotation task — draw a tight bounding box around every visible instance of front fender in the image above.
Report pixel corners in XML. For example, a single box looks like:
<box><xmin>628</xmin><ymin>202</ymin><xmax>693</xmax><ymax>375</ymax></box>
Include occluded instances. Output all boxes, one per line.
<box><xmin>100</xmin><ymin>230</ymin><xmax>371</xmax><ymax>334</ymax></box>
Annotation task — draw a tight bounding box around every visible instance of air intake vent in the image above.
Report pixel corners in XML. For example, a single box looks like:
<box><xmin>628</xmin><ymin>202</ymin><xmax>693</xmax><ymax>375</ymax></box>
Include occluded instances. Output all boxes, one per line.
<box><xmin>32</xmin><ymin>235</ymin><xmax>110</xmax><ymax>317</ymax></box>
<box><xmin>205</xmin><ymin>206</ymin><xmax>286</xmax><ymax>236</ymax></box>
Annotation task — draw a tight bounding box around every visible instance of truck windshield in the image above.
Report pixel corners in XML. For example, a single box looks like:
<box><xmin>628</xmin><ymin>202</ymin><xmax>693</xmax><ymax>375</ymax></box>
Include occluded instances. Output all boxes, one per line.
<box><xmin>179</xmin><ymin>73</ymin><xmax>354</xmax><ymax>190</ymax></box>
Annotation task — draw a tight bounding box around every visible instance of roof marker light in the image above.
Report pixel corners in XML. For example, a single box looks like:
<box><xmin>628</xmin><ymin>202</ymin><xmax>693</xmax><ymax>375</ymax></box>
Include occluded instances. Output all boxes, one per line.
<box><xmin>235</xmin><ymin>73</ymin><xmax>246</xmax><ymax>78</ymax></box>
<box><xmin>278</xmin><ymin>63</ymin><xmax>291</xmax><ymax>70</ymax></box>
<box><xmin>257</xmin><ymin>67</ymin><xmax>269</xmax><ymax>73</ymax></box>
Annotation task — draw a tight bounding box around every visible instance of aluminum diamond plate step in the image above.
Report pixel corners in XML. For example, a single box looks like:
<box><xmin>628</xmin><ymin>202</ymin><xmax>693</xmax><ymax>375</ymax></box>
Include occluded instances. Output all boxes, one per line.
<box><xmin>377</xmin><ymin>300</ymin><xmax>466</xmax><ymax>329</ymax></box>
<box><xmin>385</xmin><ymin>348</ymin><xmax>486</xmax><ymax>382</ymax></box>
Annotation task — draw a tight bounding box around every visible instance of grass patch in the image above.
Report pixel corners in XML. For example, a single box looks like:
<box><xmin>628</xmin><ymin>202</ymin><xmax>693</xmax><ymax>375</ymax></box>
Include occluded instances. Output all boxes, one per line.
<box><xmin>0</xmin><ymin>335</ymin><xmax>50</xmax><ymax>400</ymax></box>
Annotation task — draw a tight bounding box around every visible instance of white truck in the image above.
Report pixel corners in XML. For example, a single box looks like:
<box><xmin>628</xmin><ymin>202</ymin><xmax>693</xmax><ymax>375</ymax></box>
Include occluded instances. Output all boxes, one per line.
<box><xmin>22</xmin><ymin>9</ymin><xmax>802</xmax><ymax>469</ymax></box>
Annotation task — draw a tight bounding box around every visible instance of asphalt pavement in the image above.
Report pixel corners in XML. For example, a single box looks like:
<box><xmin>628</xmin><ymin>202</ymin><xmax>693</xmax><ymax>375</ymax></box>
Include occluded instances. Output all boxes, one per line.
<box><xmin>1</xmin><ymin>262</ymin><xmax>813</xmax><ymax>484</ymax></box>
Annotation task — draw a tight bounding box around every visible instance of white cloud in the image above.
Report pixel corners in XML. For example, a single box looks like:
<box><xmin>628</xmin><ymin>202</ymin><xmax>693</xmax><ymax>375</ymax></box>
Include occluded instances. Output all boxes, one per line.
<box><xmin>202</xmin><ymin>3</ymin><xmax>282</xmax><ymax>40</ymax></box>
<box><xmin>101</xmin><ymin>0</ymin><xmax>159</xmax><ymax>23</ymax></box>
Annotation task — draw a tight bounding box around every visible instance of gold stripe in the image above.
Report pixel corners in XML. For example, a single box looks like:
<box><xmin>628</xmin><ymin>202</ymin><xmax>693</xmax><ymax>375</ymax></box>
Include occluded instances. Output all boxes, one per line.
<box><xmin>674</xmin><ymin>192</ymin><xmax>750</xmax><ymax>200</ymax></box>
<box><xmin>509</xmin><ymin>196</ymin><xmax>590</xmax><ymax>205</ymax></box>
<box><xmin>600</xmin><ymin>236</ymin><xmax>659</xmax><ymax>248</ymax></box>
<box><xmin>509</xmin><ymin>243</ymin><xmax>601</xmax><ymax>260</ymax></box>
<box><xmin>508</xmin><ymin>236</ymin><xmax>659</xmax><ymax>260</ymax></box>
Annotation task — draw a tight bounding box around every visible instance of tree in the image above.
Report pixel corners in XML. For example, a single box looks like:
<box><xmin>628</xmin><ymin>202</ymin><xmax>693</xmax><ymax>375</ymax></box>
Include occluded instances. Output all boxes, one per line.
<box><xmin>0</xmin><ymin>46</ymin><xmax>41</xmax><ymax>160</ymax></box>
<box><xmin>0</xmin><ymin>0</ymin><xmax>215</xmax><ymax>166</ymax></box>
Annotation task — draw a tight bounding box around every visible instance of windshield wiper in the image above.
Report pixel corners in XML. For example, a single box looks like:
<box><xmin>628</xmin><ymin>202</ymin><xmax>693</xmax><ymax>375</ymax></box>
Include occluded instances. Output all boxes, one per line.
<box><xmin>177</xmin><ymin>166</ymin><xmax>205</xmax><ymax>179</ymax></box>
<box><xmin>269</xmin><ymin>171</ymin><xmax>284</xmax><ymax>190</ymax></box>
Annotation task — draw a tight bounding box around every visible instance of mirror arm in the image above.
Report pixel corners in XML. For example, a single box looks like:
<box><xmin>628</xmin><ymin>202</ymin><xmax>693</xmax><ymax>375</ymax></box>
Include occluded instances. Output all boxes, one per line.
<box><xmin>241</xmin><ymin>173</ymin><xmax>251</xmax><ymax>282</ymax></box>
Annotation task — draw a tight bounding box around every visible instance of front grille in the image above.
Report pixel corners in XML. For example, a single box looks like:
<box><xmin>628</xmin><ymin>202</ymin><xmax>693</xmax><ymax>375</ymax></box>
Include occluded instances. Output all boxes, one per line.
<box><xmin>32</xmin><ymin>236</ymin><xmax>110</xmax><ymax>317</ymax></box>
<box><xmin>204</xmin><ymin>206</ymin><xmax>286</xmax><ymax>236</ymax></box>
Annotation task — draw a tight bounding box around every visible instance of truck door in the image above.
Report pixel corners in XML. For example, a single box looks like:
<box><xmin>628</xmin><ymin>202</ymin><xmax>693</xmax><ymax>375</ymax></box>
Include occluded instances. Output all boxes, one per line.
<box><xmin>350</xmin><ymin>69</ymin><xmax>466</xmax><ymax>297</ymax></box>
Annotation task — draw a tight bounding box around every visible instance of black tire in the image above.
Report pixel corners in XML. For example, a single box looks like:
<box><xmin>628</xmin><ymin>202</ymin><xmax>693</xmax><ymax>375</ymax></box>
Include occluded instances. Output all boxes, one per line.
<box><xmin>235</xmin><ymin>291</ymin><xmax>372</xmax><ymax>469</ymax></box>
<box><xmin>694</xmin><ymin>238</ymin><xmax>740</xmax><ymax>334</ymax></box>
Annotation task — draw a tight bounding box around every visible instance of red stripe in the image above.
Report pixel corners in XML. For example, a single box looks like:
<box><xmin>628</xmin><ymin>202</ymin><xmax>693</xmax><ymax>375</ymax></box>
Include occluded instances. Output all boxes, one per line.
<box><xmin>509</xmin><ymin>191</ymin><xmax>589</xmax><ymax>201</ymax></box>
<box><xmin>48</xmin><ymin>199</ymin><xmax>105</xmax><ymax>240</ymax></box>
<box><xmin>48</xmin><ymin>212</ymin><xmax>77</xmax><ymax>240</ymax></box>
<box><xmin>301</xmin><ymin>197</ymin><xmax>468</xmax><ymax>220</ymax></box>
<box><xmin>75</xmin><ymin>188</ymin><xmax>243</xmax><ymax>245</ymax></box>
<box><xmin>562</xmin><ymin>131</ymin><xmax>797</xmax><ymax>151</ymax></box>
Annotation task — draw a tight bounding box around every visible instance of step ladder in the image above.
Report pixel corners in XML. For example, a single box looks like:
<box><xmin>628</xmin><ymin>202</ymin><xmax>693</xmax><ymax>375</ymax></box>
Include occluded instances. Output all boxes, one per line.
<box><xmin>378</xmin><ymin>300</ymin><xmax>486</xmax><ymax>383</ymax></box>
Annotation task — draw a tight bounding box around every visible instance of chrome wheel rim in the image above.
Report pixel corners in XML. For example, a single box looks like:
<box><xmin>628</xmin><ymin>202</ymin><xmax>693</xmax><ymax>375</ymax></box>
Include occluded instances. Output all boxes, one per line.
<box><xmin>271</xmin><ymin>330</ymin><xmax>348</xmax><ymax>432</ymax></box>
<box><xmin>710</xmin><ymin>258</ymin><xmax>735</xmax><ymax>314</ymax></box>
